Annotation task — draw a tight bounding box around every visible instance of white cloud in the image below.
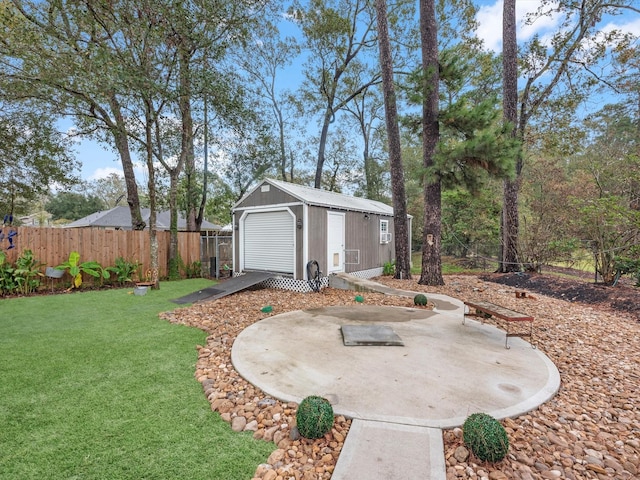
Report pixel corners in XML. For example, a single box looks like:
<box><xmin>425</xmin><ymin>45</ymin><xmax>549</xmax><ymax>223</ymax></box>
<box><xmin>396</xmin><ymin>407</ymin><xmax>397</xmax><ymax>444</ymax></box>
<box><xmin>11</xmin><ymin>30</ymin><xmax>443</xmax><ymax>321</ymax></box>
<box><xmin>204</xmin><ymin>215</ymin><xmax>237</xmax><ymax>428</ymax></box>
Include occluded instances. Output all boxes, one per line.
<box><xmin>600</xmin><ymin>16</ymin><xmax>640</xmax><ymax>37</ymax></box>
<box><xmin>476</xmin><ymin>2</ymin><xmax>504</xmax><ymax>51</ymax></box>
<box><xmin>476</xmin><ymin>0</ymin><xmax>561</xmax><ymax>52</ymax></box>
<box><xmin>87</xmin><ymin>167</ymin><xmax>123</xmax><ymax>181</ymax></box>
<box><xmin>477</xmin><ymin>0</ymin><xmax>640</xmax><ymax>53</ymax></box>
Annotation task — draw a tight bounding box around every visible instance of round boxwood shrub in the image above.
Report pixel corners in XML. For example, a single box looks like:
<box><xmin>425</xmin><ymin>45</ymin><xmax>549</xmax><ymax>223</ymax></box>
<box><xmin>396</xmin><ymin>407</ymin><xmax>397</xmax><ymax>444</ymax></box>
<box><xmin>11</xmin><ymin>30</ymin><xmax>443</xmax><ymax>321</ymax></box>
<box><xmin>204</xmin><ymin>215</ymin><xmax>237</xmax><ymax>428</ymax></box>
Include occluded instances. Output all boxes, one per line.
<box><xmin>413</xmin><ymin>293</ymin><xmax>428</xmax><ymax>306</ymax></box>
<box><xmin>296</xmin><ymin>396</ymin><xmax>334</xmax><ymax>439</ymax></box>
<box><xmin>463</xmin><ymin>413</ymin><xmax>509</xmax><ymax>462</ymax></box>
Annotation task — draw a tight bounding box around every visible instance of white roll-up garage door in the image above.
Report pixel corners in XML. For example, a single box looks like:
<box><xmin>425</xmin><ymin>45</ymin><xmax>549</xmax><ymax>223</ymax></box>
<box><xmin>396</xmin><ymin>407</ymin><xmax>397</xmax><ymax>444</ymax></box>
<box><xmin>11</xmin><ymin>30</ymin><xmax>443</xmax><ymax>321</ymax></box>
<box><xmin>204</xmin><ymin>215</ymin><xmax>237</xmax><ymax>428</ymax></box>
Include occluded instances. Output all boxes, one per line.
<box><xmin>243</xmin><ymin>210</ymin><xmax>295</xmax><ymax>273</ymax></box>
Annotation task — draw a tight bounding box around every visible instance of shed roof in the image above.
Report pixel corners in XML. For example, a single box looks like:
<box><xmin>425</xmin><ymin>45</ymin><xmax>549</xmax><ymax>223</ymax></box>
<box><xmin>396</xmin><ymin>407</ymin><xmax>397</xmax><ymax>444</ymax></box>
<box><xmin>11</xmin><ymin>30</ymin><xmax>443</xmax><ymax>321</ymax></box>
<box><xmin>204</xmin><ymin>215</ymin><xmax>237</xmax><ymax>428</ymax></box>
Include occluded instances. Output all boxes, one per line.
<box><xmin>239</xmin><ymin>179</ymin><xmax>395</xmax><ymax>216</ymax></box>
<box><xmin>65</xmin><ymin>206</ymin><xmax>223</xmax><ymax>231</ymax></box>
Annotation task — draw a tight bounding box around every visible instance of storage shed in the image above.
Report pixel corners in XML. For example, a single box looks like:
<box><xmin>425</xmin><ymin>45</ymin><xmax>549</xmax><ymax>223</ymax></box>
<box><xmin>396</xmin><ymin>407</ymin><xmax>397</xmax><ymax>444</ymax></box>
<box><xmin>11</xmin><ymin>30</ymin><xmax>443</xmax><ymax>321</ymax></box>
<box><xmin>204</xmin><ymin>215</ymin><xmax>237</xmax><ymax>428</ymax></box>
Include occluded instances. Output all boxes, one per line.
<box><xmin>232</xmin><ymin>179</ymin><xmax>410</xmax><ymax>291</ymax></box>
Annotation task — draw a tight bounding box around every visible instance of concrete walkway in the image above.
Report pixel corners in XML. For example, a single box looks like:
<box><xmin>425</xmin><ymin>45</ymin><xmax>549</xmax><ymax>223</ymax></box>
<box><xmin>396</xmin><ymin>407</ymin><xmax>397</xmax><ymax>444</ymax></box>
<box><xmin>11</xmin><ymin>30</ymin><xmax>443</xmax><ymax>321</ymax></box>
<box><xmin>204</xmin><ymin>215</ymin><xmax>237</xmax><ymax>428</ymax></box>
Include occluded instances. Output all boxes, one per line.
<box><xmin>231</xmin><ymin>275</ymin><xmax>561</xmax><ymax>479</ymax></box>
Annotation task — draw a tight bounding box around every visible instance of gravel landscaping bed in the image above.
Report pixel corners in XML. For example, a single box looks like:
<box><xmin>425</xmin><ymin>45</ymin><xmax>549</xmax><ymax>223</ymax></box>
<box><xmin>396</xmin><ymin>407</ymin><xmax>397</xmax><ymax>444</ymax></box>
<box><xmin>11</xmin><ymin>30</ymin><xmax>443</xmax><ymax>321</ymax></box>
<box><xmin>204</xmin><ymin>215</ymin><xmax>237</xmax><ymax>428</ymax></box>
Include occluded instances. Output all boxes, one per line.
<box><xmin>162</xmin><ymin>274</ymin><xmax>639</xmax><ymax>480</ymax></box>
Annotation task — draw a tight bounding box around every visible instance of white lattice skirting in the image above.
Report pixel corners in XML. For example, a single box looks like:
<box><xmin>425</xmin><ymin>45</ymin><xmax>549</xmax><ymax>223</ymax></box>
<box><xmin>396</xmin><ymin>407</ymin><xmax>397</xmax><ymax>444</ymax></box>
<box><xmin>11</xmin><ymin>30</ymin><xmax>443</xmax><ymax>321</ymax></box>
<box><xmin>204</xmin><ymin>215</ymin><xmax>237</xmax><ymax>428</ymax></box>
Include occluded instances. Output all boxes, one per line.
<box><xmin>233</xmin><ymin>268</ymin><xmax>382</xmax><ymax>293</ymax></box>
<box><xmin>344</xmin><ymin>267</ymin><xmax>383</xmax><ymax>279</ymax></box>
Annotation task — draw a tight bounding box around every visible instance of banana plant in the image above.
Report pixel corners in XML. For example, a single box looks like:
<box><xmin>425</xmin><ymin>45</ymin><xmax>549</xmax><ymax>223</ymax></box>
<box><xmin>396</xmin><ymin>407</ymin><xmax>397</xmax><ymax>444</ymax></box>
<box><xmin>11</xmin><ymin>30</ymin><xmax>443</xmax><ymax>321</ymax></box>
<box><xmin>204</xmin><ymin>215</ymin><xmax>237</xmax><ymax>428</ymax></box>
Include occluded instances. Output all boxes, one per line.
<box><xmin>13</xmin><ymin>249</ymin><xmax>44</xmax><ymax>294</ymax></box>
<box><xmin>56</xmin><ymin>251</ymin><xmax>109</xmax><ymax>289</ymax></box>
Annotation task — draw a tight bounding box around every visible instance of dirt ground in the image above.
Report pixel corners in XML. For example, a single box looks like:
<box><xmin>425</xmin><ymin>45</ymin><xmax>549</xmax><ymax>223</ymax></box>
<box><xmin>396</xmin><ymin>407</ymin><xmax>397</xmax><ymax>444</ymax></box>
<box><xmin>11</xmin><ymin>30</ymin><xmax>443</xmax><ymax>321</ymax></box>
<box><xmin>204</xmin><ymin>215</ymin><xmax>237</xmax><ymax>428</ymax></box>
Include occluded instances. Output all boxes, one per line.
<box><xmin>482</xmin><ymin>271</ymin><xmax>640</xmax><ymax>317</ymax></box>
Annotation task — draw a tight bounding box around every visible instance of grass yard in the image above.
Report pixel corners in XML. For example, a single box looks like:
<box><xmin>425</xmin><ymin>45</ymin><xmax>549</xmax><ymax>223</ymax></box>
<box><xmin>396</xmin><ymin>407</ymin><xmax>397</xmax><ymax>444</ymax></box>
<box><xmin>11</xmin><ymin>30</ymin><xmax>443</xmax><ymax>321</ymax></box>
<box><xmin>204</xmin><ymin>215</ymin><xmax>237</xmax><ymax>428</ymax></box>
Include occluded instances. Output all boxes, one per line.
<box><xmin>0</xmin><ymin>280</ymin><xmax>274</xmax><ymax>480</ymax></box>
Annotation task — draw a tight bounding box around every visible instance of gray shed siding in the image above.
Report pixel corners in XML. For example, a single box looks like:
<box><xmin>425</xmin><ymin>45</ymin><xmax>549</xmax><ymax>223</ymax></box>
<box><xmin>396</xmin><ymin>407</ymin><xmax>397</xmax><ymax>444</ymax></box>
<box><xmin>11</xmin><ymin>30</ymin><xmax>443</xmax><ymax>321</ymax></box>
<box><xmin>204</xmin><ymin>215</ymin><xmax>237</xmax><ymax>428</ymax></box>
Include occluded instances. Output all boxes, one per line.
<box><xmin>233</xmin><ymin>180</ymin><xmax>400</xmax><ymax>281</ymax></box>
<box><xmin>234</xmin><ymin>183</ymin><xmax>299</xmax><ymax>209</ymax></box>
<box><xmin>306</xmin><ymin>206</ymin><xmax>395</xmax><ymax>276</ymax></box>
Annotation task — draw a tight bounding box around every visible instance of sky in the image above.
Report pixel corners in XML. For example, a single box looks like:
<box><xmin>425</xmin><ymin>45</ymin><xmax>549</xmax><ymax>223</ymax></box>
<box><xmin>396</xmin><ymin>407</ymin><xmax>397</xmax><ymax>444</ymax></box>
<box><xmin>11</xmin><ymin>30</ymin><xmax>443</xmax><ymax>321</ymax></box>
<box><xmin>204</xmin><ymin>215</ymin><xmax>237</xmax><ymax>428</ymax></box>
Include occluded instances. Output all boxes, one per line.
<box><xmin>69</xmin><ymin>0</ymin><xmax>640</xmax><ymax>183</ymax></box>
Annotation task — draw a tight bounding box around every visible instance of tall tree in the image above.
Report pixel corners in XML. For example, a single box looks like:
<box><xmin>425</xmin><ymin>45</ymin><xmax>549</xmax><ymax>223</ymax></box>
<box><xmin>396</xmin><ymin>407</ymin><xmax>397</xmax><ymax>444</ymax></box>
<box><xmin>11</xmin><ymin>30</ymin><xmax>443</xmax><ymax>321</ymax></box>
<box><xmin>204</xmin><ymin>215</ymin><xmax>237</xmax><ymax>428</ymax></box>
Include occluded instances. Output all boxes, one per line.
<box><xmin>500</xmin><ymin>0</ymin><xmax>520</xmax><ymax>272</ymax></box>
<box><xmin>375</xmin><ymin>0</ymin><xmax>411</xmax><ymax>279</ymax></box>
<box><xmin>344</xmin><ymin>86</ymin><xmax>389</xmax><ymax>201</ymax></box>
<box><xmin>290</xmin><ymin>0</ymin><xmax>381</xmax><ymax>188</ymax></box>
<box><xmin>236</xmin><ymin>22</ymin><xmax>301</xmax><ymax>182</ymax></box>
<box><xmin>87</xmin><ymin>173</ymin><xmax>129</xmax><ymax>209</ymax></box>
<box><xmin>0</xmin><ymin>0</ymin><xmax>147</xmax><ymax>230</ymax></box>
<box><xmin>418</xmin><ymin>0</ymin><xmax>444</xmax><ymax>285</ymax></box>
<box><xmin>498</xmin><ymin>0</ymin><xmax>640</xmax><ymax>272</ymax></box>
<box><xmin>0</xmin><ymin>104</ymin><xmax>78</xmax><ymax>218</ymax></box>
<box><xmin>45</xmin><ymin>192</ymin><xmax>105</xmax><ymax>221</ymax></box>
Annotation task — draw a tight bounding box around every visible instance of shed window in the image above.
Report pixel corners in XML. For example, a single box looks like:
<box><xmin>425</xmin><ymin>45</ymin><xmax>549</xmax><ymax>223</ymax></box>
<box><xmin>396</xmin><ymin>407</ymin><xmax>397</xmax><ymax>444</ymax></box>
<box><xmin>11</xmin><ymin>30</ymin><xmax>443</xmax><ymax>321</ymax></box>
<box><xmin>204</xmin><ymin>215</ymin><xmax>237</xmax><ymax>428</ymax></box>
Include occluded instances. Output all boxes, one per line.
<box><xmin>380</xmin><ymin>219</ymin><xmax>391</xmax><ymax>244</ymax></box>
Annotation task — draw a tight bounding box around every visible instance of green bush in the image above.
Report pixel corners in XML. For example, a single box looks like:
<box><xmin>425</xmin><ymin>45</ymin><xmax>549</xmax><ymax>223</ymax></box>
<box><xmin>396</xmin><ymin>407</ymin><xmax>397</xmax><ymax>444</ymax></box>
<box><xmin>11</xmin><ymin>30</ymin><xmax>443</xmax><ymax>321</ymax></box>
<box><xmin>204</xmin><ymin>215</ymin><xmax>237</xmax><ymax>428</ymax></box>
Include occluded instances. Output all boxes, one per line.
<box><xmin>108</xmin><ymin>257</ymin><xmax>142</xmax><ymax>285</ymax></box>
<box><xmin>296</xmin><ymin>396</ymin><xmax>334</xmax><ymax>439</ymax></box>
<box><xmin>614</xmin><ymin>254</ymin><xmax>640</xmax><ymax>287</ymax></box>
<box><xmin>463</xmin><ymin>413</ymin><xmax>509</xmax><ymax>462</ymax></box>
<box><xmin>383</xmin><ymin>261</ymin><xmax>395</xmax><ymax>276</ymax></box>
<box><xmin>0</xmin><ymin>251</ymin><xmax>16</xmax><ymax>295</ymax></box>
<box><xmin>13</xmin><ymin>249</ymin><xmax>44</xmax><ymax>294</ymax></box>
<box><xmin>56</xmin><ymin>251</ymin><xmax>109</xmax><ymax>288</ymax></box>
<box><xmin>413</xmin><ymin>293</ymin><xmax>428</xmax><ymax>306</ymax></box>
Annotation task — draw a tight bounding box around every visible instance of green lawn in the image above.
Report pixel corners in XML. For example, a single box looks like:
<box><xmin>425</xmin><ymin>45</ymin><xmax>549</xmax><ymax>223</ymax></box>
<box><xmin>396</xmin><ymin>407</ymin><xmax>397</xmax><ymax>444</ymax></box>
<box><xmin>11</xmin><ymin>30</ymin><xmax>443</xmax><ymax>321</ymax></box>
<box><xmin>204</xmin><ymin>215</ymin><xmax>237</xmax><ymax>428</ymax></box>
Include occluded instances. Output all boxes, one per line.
<box><xmin>0</xmin><ymin>280</ymin><xmax>273</xmax><ymax>480</ymax></box>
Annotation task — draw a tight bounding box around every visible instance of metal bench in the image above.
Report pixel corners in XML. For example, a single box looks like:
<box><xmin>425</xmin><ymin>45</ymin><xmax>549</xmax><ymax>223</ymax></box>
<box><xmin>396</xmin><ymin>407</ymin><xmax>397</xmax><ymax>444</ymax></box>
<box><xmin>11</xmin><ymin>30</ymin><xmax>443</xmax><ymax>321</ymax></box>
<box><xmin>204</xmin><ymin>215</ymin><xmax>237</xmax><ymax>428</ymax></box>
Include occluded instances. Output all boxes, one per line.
<box><xmin>463</xmin><ymin>300</ymin><xmax>535</xmax><ymax>349</ymax></box>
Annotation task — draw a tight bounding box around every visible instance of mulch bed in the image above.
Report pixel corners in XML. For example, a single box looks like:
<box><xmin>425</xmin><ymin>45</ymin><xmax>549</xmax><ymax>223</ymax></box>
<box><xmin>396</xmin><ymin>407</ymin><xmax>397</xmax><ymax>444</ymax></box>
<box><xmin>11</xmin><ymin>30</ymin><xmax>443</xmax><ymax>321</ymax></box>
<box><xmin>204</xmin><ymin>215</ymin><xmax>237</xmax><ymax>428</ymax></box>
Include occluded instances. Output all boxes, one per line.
<box><xmin>483</xmin><ymin>272</ymin><xmax>640</xmax><ymax>316</ymax></box>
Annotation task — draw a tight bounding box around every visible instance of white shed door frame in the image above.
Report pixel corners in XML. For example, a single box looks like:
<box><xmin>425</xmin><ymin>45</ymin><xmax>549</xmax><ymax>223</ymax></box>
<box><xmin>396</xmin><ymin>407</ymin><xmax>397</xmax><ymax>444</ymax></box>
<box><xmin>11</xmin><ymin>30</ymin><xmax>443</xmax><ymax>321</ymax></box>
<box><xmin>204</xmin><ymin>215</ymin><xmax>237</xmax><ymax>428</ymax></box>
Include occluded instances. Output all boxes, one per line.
<box><xmin>327</xmin><ymin>211</ymin><xmax>345</xmax><ymax>274</ymax></box>
<box><xmin>240</xmin><ymin>208</ymin><xmax>296</xmax><ymax>275</ymax></box>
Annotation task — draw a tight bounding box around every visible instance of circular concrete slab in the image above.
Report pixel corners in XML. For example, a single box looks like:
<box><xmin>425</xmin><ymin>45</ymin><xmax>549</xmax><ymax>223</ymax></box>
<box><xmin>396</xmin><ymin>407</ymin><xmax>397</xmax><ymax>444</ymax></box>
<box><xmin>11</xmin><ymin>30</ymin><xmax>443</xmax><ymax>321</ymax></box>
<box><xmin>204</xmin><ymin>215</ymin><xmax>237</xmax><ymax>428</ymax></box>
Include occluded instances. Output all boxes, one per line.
<box><xmin>231</xmin><ymin>305</ymin><xmax>560</xmax><ymax>428</ymax></box>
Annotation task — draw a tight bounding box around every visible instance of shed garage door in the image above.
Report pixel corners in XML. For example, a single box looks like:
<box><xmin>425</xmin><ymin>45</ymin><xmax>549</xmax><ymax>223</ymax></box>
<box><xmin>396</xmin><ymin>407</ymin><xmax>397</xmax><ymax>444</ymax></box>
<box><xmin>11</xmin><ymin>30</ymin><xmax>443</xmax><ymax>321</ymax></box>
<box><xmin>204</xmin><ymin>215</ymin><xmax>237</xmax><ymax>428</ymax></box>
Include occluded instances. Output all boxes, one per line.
<box><xmin>243</xmin><ymin>210</ymin><xmax>295</xmax><ymax>273</ymax></box>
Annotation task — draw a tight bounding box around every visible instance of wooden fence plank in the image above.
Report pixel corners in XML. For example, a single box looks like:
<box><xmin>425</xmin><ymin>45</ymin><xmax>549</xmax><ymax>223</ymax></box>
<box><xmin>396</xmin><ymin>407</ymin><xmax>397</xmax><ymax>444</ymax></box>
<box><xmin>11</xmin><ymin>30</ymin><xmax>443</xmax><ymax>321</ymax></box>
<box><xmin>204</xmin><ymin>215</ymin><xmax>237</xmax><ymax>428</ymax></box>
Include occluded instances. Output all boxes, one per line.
<box><xmin>2</xmin><ymin>227</ymin><xmax>202</xmax><ymax>280</ymax></box>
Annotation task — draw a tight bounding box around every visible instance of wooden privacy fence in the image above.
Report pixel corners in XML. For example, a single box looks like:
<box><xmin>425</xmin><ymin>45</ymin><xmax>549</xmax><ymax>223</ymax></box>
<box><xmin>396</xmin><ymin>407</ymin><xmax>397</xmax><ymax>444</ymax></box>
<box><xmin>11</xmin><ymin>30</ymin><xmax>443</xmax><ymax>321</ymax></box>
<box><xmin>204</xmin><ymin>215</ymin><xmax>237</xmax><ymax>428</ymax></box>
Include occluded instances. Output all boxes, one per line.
<box><xmin>2</xmin><ymin>227</ymin><xmax>201</xmax><ymax>280</ymax></box>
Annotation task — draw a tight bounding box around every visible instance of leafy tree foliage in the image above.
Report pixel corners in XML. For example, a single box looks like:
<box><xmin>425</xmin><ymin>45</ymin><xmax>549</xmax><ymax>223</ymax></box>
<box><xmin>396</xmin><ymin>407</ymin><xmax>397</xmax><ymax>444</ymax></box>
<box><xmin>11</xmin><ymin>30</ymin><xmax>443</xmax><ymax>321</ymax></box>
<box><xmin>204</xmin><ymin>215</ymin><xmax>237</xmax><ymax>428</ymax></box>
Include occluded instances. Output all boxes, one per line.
<box><xmin>0</xmin><ymin>104</ymin><xmax>78</xmax><ymax>217</ymax></box>
<box><xmin>441</xmin><ymin>187</ymin><xmax>501</xmax><ymax>259</ymax></box>
<box><xmin>45</xmin><ymin>192</ymin><xmax>105</xmax><ymax>221</ymax></box>
<box><xmin>289</xmin><ymin>0</ymin><xmax>381</xmax><ymax>189</ymax></box>
<box><xmin>86</xmin><ymin>173</ymin><xmax>128</xmax><ymax>210</ymax></box>
<box><xmin>499</xmin><ymin>0</ymin><xmax>640</xmax><ymax>272</ymax></box>
<box><xmin>569</xmin><ymin>196</ymin><xmax>640</xmax><ymax>283</ymax></box>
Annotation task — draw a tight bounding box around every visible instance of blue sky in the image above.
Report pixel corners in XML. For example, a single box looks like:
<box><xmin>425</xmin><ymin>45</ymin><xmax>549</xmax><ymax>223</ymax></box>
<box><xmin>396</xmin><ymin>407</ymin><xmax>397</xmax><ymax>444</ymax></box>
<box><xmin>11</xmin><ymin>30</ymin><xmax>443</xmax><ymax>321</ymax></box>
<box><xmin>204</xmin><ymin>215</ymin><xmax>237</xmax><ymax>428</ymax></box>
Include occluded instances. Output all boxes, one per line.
<box><xmin>69</xmin><ymin>0</ymin><xmax>640</xmax><ymax>183</ymax></box>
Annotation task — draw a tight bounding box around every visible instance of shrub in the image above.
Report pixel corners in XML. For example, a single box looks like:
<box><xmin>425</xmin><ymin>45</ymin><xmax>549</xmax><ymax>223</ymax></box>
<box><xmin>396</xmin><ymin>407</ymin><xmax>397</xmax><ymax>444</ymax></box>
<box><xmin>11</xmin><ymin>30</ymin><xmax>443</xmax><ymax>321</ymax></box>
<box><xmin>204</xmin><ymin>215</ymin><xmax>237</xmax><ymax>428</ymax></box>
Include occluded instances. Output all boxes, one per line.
<box><xmin>296</xmin><ymin>396</ymin><xmax>334</xmax><ymax>439</ymax></box>
<box><xmin>13</xmin><ymin>249</ymin><xmax>44</xmax><ymax>294</ymax></box>
<box><xmin>108</xmin><ymin>257</ymin><xmax>142</xmax><ymax>285</ymax></box>
<box><xmin>383</xmin><ymin>261</ymin><xmax>395</xmax><ymax>276</ymax></box>
<box><xmin>184</xmin><ymin>260</ymin><xmax>202</xmax><ymax>279</ymax></box>
<box><xmin>56</xmin><ymin>251</ymin><xmax>109</xmax><ymax>288</ymax></box>
<box><xmin>463</xmin><ymin>413</ymin><xmax>509</xmax><ymax>462</ymax></box>
<box><xmin>0</xmin><ymin>251</ymin><xmax>16</xmax><ymax>295</ymax></box>
<box><xmin>413</xmin><ymin>293</ymin><xmax>428</xmax><ymax>306</ymax></box>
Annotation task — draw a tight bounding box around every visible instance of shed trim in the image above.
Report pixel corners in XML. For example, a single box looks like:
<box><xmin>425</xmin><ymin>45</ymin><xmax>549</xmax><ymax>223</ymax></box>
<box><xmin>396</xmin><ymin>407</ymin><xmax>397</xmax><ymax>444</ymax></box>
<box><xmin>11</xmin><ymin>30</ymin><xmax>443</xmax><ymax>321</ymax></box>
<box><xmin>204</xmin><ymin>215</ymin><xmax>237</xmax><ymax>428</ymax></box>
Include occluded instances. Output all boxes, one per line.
<box><xmin>239</xmin><ymin>208</ymin><xmax>296</xmax><ymax>276</ymax></box>
<box><xmin>233</xmin><ymin>201</ymin><xmax>304</xmax><ymax>213</ymax></box>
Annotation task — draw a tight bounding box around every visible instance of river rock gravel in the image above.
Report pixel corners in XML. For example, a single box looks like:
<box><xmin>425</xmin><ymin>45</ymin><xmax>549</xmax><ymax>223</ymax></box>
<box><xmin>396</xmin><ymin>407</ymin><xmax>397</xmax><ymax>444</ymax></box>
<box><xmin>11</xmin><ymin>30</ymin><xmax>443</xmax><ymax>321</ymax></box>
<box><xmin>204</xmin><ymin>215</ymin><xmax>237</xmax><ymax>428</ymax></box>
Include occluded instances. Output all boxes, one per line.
<box><xmin>161</xmin><ymin>274</ymin><xmax>639</xmax><ymax>479</ymax></box>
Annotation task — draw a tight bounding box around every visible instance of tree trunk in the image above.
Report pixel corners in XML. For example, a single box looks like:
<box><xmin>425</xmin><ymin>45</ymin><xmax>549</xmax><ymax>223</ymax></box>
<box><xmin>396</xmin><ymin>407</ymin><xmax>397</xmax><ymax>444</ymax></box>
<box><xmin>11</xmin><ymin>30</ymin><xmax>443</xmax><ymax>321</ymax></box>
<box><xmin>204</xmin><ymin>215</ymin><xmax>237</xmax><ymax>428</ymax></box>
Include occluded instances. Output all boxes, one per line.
<box><xmin>168</xmin><ymin>170</ymin><xmax>181</xmax><ymax>280</ymax></box>
<box><xmin>109</xmin><ymin>95</ymin><xmax>145</xmax><ymax>231</ymax></box>
<box><xmin>178</xmin><ymin>45</ymin><xmax>198</xmax><ymax>232</ymax></box>
<box><xmin>314</xmin><ymin>109</ymin><xmax>333</xmax><ymax>188</ymax></box>
<box><xmin>375</xmin><ymin>0</ymin><xmax>411</xmax><ymax>280</ymax></box>
<box><xmin>145</xmin><ymin>102</ymin><xmax>159</xmax><ymax>289</ymax></box>
<box><xmin>418</xmin><ymin>0</ymin><xmax>444</xmax><ymax>286</ymax></box>
<box><xmin>500</xmin><ymin>0</ymin><xmax>521</xmax><ymax>273</ymax></box>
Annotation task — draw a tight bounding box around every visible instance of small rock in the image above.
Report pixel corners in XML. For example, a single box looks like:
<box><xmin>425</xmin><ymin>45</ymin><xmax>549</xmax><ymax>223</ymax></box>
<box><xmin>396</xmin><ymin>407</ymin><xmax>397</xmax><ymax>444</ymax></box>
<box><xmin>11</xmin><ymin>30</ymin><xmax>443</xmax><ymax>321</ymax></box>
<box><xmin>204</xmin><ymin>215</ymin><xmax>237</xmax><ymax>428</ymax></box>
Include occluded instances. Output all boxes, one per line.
<box><xmin>231</xmin><ymin>416</ymin><xmax>247</xmax><ymax>432</ymax></box>
<box><xmin>454</xmin><ymin>446</ymin><xmax>470</xmax><ymax>463</ymax></box>
<box><xmin>586</xmin><ymin>463</ymin><xmax>607</xmax><ymax>474</ymax></box>
<box><xmin>488</xmin><ymin>470</ymin><xmax>508</xmax><ymax>480</ymax></box>
<box><xmin>244</xmin><ymin>420</ymin><xmax>258</xmax><ymax>432</ymax></box>
<box><xmin>267</xmin><ymin>449</ymin><xmax>285</xmax><ymax>465</ymax></box>
<box><xmin>258</xmin><ymin>398</ymin><xmax>277</xmax><ymax>408</ymax></box>
<box><xmin>262</xmin><ymin>470</ymin><xmax>277</xmax><ymax>480</ymax></box>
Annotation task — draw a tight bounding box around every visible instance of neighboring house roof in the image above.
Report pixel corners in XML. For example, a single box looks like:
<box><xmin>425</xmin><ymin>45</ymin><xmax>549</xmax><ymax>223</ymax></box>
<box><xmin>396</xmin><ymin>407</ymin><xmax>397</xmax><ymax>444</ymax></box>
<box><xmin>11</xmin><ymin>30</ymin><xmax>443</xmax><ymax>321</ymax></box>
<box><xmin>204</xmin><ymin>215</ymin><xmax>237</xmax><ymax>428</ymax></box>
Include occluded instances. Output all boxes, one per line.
<box><xmin>237</xmin><ymin>178</ymin><xmax>395</xmax><ymax>216</ymax></box>
<box><xmin>65</xmin><ymin>206</ymin><xmax>223</xmax><ymax>231</ymax></box>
